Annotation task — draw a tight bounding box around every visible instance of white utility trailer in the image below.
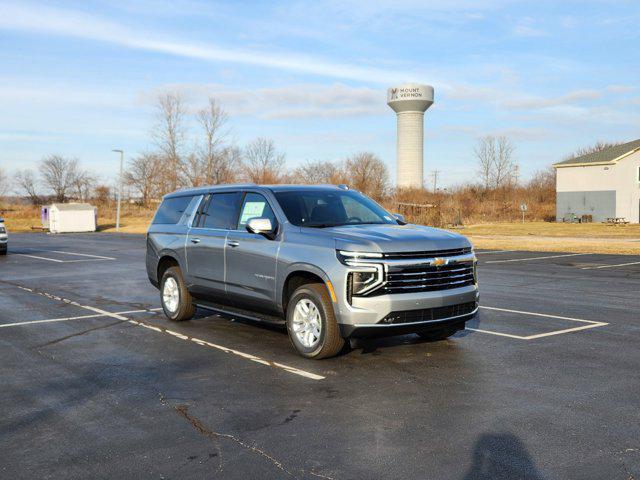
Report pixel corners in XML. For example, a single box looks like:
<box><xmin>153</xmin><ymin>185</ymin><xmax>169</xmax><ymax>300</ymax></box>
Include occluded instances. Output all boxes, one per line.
<box><xmin>42</xmin><ymin>203</ymin><xmax>97</xmax><ymax>233</ymax></box>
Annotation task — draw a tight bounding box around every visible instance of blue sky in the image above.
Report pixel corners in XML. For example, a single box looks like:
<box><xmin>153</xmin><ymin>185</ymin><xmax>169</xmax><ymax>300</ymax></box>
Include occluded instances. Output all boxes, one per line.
<box><xmin>1</xmin><ymin>0</ymin><xmax>638</xmax><ymax>187</ymax></box>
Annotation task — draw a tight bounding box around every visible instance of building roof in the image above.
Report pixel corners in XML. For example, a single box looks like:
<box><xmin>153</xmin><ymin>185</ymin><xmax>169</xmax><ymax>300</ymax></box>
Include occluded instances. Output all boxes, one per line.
<box><xmin>49</xmin><ymin>203</ymin><xmax>96</xmax><ymax>211</ymax></box>
<box><xmin>554</xmin><ymin>139</ymin><xmax>640</xmax><ymax>167</ymax></box>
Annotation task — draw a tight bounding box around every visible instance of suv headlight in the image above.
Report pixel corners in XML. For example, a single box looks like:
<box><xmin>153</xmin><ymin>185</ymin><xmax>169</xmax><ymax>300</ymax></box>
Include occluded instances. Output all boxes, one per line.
<box><xmin>337</xmin><ymin>251</ymin><xmax>384</xmax><ymax>300</ymax></box>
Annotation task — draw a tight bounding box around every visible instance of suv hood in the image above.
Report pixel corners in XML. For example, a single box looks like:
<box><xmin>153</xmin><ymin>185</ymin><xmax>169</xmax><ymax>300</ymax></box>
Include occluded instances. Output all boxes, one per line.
<box><xmin>313</xmin><ymin>223</ymin><xmax>471</xmax><ymax>253</ymax></box>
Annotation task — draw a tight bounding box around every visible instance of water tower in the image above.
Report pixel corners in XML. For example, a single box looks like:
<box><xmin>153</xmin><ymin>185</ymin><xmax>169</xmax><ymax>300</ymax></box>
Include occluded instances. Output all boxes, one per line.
<box><xmin>387</xmin><ymin>84</ymin><xmax>434</xmax><ymax>188</ymax></box>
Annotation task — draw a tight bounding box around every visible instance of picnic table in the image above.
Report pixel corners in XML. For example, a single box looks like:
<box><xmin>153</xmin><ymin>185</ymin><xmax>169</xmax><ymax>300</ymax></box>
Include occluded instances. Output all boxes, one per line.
<box><xmin>606</xmin><ymin>217</ymin><xmax>629</xmax><ymax>225</ymax></box>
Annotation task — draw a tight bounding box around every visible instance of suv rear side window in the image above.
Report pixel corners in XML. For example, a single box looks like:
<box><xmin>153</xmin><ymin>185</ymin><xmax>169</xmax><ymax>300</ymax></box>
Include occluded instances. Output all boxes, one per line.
<box><xmin>202</xmin><ymin>192</ymin><xmax>241</xmax><ymax>229</ymax></box>
<box><xmin>237</xmin><ymin>193</ymin><xmax>276</xmax><ymax>229</ymax></box>
<box><xmin>153</xmin><ymin>196</ymin><xmax>194</xmax><ymax>225</ymax></box>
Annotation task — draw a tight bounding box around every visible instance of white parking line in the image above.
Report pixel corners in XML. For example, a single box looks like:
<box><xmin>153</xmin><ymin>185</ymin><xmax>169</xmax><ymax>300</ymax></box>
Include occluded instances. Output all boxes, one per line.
<box><xmin>16</xmin><ymin>249</ymin><xmax>115</xmax><ymax>263</ymax></box>
<box><xmin>468</xmin><ymin>305</ymin><xmax>608</xmax><ymax>340</ymax></box>
<box><xmin>11</xmin><ymin>285</ymin><xmax>325</xmax><ymax>381</ymax></box>
<box><xmin>581</xmin><ymin>261</ymin><xmax>640</xmax><ymax>270</ymax></box>
<box><xmin>479</xmin><ymin>306</ymin><xmax>599</xmax><ymax>324</ymax></box>
<box><xmin>17</xmin><ymin>254</ymin><xmax>65</xmax><ymax>263</ymax></box>
<box><xmin>48</xmin><ymin>250</ymin><xmax>116</xmax><ymax>260</ymax></box>
<box><xmin>0</xmin><ymin>308</ymin><xmax>163</xmax><ymax>328</ymax></box>
<box><xmin>484</xmin><ymin>253</ymin><xmax>587</xmax><ymax>264</ymax></box>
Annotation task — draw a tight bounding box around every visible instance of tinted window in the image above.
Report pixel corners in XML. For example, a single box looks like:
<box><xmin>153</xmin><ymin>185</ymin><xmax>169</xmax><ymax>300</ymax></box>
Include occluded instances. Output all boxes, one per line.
<box><xmin>152</xmin><ymin>196</ymin><xmax>194</xmax><ymax>225</ymax></box>
<box><xmin>202</xmin><ymin>192</ymin><xmax>240</xmax><ymax>229</ymax></box>
<box><xmin>274</xmin><ymin>190</ymin><xmax>396</xmax><ymax>227</ymax></box>
<box><xmin>237</xmin><ymin>193</ymin><xmax>277</xmax><ymax>229</ymax></box>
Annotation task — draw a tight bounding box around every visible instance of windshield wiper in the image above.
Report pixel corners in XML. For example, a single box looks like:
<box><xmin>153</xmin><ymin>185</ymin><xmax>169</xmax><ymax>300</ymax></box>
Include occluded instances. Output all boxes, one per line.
<box><xmin>305</xmin><ymin>223</ymin><xmax>342</xmax><ymax>228</ymax></box>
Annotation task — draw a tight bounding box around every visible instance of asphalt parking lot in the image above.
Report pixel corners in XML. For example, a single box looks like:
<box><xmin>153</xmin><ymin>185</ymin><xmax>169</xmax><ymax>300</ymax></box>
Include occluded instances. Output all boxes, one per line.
<box><xmin>1</xmin><ymin>233</ymin><xmax>639</xmax><ymax>479</ymax></box>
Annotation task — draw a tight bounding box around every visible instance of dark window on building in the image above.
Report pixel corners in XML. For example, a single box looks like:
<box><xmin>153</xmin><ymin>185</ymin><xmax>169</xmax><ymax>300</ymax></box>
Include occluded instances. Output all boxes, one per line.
<box><xmin>152</xmin><ymin>196</ymin><xmax>194</xmax><ymax>225</ymax></box>
<box><xmin>202</xmin><ymin>192</ymin><xmax>241</xmax><ymax>229</ymax></box>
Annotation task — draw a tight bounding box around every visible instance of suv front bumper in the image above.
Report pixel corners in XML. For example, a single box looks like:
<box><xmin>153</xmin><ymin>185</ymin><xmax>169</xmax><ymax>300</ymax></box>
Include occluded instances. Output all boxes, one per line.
<box><xmin>336</xmin><ymin>284</ymin><xmax>479</xmax><ymax>338</ymax></box>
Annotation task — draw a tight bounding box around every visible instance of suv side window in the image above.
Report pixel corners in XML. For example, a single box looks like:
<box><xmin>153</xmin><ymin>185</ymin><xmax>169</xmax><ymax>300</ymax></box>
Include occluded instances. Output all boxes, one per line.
<box><xmin>152</xmin><ymin>196</ymin><xmax>194</xmax><ymax>225</ymax></box>
<box><xmin>201</xmin><ymin>192</ymin><xmax>241</xmax><ymax>230</ymax></box>
<box><xmin>236</xmin><ymin>193</ymin><xmax>276</xmax><ymax>230</ymax></box>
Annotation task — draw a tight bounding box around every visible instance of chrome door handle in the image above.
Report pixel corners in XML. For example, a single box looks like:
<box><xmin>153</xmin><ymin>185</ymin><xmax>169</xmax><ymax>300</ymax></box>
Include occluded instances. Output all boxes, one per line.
<box><xmin>227</xmin><ymin>241</ymin><xmax>239</xmax><ymax>247</ymax></box>
<box><xmin>190</xmin><ymin>238</ymin><xmax>201</xmax><ymax>244</ymax></box>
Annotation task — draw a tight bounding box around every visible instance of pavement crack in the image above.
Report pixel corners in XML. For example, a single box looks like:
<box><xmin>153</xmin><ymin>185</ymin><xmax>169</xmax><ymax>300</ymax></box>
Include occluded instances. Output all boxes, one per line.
<box><xmin>159</xmin><ymin>394</ymin><xmax>296</xmax><ymax>477</ymax></box>
<box><xmin>32</xmin><ymin>320</ymin><xmax>128</xmax><ymax>348</ymax></box>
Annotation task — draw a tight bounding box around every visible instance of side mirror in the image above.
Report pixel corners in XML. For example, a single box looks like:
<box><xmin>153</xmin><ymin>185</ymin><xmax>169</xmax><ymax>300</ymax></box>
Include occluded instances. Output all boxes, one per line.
<box><xmin>392</xmin><ymin>213</ymin><xmax>406</xmax><ymax>224</ymax></box>
<box><xmin>246</xmin><ymin>217</ymin><xmax>275</xmax><ymax>237</ymax></box>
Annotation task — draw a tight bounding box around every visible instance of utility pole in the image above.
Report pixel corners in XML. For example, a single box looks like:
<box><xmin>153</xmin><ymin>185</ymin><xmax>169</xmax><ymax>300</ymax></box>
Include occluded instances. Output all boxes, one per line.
<box><xmin>112</xmin><ymin>149</ymin><xmax>124</xmax><ymax>232</ymax></box>
<box><xmin>430</xmin><ymin>170</ymin><xmax>441</xmax><ymax>192</ymax></box>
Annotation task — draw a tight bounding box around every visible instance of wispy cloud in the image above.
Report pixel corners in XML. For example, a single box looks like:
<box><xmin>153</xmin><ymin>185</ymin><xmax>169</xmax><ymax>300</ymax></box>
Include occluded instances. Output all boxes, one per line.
<box><xmin>145</xmin><ymin>83</ymin><xmax>387</xmax><ymax>119</ymax></box>
<box><xmin>503</xmin><ymin>89</ymin><xmax>601</xmax><ymax>110</ymax></box>
<box><xmin>512</xmin><ymin>17</ymin><xmax>549</xmax><ymax>37</ymax></box>
<box><xmin>0</xmin><ymin>2</ymin><xmax>441</xmax><ymax>86</ymax></box>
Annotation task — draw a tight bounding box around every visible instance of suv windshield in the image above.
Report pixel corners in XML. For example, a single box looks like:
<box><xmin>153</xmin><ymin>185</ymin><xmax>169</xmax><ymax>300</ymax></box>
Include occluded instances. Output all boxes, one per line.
<box><xmin>274</xmin><ymin>189</ymin><xmax>397</xmax><ymax>228</ymax></box>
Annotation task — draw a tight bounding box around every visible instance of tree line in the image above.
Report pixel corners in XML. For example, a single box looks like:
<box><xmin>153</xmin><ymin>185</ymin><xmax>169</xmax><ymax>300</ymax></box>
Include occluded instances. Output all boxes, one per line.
<box><xmin>0</xmin><ymin>90</ymin><xmax>622</xmax><ymax>225</ymax></box>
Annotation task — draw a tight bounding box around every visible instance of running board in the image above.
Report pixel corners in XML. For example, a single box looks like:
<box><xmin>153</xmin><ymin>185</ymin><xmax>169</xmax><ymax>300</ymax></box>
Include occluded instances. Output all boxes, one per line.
<box><xmin>194</xmin><ymin>301</ymin><xmax>285</xmax><ymax>325</ymax></box>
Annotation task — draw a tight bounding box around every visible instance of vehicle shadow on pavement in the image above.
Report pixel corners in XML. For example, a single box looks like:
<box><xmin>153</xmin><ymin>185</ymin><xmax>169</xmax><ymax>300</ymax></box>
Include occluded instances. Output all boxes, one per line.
<box><xmin>462</xmin><ymin>432</ymin><xmax>547</xmax><ymax>480</ymax></box>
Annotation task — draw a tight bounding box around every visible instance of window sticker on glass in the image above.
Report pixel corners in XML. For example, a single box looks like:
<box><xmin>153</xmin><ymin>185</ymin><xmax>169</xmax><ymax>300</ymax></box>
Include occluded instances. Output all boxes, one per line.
<box><xmin>240</xmin><ymin>201</ymin><xmax>266</xmax><ymax>224</ymax></box>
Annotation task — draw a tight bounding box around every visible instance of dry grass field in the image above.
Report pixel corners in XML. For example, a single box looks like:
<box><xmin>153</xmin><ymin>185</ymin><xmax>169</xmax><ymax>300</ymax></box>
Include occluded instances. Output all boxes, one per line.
<box><xmin>2</xmin><ymin>204</ymin><xmax>639</xmax><ymax>254</ymax></box>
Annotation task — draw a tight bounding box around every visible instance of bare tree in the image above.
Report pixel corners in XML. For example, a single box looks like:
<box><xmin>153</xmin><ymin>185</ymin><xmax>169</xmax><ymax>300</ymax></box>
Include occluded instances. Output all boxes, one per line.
<box><xmin>567</xmin><ymin>141</ymin><xmax>623</xmax><ymax>159</ymax></box>
<box><xmin>527</xmin><ymin>167</ymin><xmax>556</xmax><ymax>203</ymax></box>
<box><xmin>474</xmin><ymin>136</ymin><xmax>517</xmax><ymax>190</ymax></box>
<box><xmin>196</xmin><ymin>98</ymin><xmax>232</xmax><ymax>185</ymax></box>
<box><xmin>94</xmin><ymin>185</ymin><xmax>111</xmax><ymax>204</ymax></box>
<box><xmin>14</xmin><ymin>169</ymin><xmax>41</xmax><ymax>205</ymax></box>
<box><xmin>242</xmin><ymin>138</ymin><xmax>286</xmax><ymax>184</ymax></box>
<box><xmin>344</xmin><ymin>152</ymin><xmax>389</xmax><ymax>200</ymax></box>
<box><xmin>124</xmin><ymin>153</ymin><xmax>162</xmax><ymax>206</ymax></box>
<box><xmin>153</xmin><ymin>92</ymin><xmax>187</xmax><ymax>191</ymax></box>
<box><xmin>475</xmin><ymin>136</ymin><xmax>495</xmax><ymax>190</ymax></box>
<box><xmin>71</xmin><ymin>169</ymin><xmax>97</xmax><ymax>202</ymax></box>
<box><xmin>0</xmin><ymin>168</ymin><xmax>9</xmax><ymax>198</ymax></box>
<box><xmin>40</xmin><ymin>155</ymin><xmax>82</xmax><ymax>202</ymax></box>
<box><xmin>292</xmin><ymin>160</ymin><xmax>346</xmax><ymax>185</ymax></box>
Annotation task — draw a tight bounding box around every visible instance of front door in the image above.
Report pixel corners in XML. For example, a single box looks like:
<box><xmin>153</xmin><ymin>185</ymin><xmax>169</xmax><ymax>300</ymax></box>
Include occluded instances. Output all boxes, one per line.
<box><xmin>225</xmin><ymin>192</ymin><xmax>280</xmax><ymax>313</ymax></box>
<box><xmin>185</xmin><ymin>192</ymin><xmax>241</xmax><ymax>302</ymax></box>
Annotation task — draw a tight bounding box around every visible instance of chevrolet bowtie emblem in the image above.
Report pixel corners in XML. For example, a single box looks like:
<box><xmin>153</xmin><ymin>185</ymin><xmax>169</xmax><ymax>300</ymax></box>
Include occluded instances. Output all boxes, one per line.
<box><xmin>433</xmin><ymin>257</ymin><xmax>448</xmax><ymax>267</ymax></box>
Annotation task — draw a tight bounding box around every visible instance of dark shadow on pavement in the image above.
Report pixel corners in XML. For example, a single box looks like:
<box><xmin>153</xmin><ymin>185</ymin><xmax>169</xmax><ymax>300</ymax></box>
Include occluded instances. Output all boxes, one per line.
<box><xmin>462</xmin><ymin>432</ymin><xmax>547</xmax><ymax>480</ymax></box>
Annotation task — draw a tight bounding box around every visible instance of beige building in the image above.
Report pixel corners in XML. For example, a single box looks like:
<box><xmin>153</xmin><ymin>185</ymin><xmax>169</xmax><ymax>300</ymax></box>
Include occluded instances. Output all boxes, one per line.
<box><xmin>553</xmin><ymin>139</ymin><xmax>640</xmax><ymax>223</ymax></box>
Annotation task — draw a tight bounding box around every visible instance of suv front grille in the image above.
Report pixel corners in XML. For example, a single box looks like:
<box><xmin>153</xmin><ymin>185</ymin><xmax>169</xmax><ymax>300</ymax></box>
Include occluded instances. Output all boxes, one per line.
<box><xmin>379</xmin><ymin>302</ymin><xmax>477</xmax><ymax>324</ymax></box>
<box><xmin>373</xmin><ymin>262</ymin><xmax>475</xmax><ymax>295</ymax></box>
<box><xmin>382</xmin><ymin>247</ymin><xmax>471</xmax><ymax>260</ymax></box>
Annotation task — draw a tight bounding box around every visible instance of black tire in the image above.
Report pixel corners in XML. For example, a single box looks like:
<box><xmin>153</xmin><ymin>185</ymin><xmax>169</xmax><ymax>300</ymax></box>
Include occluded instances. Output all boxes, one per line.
<box><xmin>286</xmin><ymin>283</ymin><xmax>344</xmax><ymax>359</ymax></box>
<box><xmin>160</xmin><ymin>266</ymin><xmax>196</xmax><ymax>321</ymax></box>
<box><xmin>417</xmin><ymin>325</ymin><xmax>460</xmax><ymax>341</ymax></box>
<box><xmin>0</xmin><ymin>249</ymin><xmax>6</xmax><ymax>256</ymax></box>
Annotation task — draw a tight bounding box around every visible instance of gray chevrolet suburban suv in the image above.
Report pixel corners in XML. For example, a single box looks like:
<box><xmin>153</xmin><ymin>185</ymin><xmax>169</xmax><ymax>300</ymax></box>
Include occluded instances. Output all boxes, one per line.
<box><xmin>146</xmin><ymin>184</ymin><xmax>478</xmax><ymax>359</ymax></box>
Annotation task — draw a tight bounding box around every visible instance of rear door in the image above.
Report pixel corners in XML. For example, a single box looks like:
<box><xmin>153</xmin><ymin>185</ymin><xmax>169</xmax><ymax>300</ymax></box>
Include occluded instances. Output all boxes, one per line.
<box><xmin>185</xmin><ymin>192</ymin><xmax>241</xmax><ymax>302</ymax></box>
<box><xmin>225</xmin><ymin>192</ymin><xmax>281</xmax><ymax>313</ymax></box>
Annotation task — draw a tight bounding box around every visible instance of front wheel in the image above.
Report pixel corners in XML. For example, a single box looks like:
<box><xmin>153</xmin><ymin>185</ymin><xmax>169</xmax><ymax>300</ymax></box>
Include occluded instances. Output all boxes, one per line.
<box><xmin>160</xmin><ymin>266</ymin><xmax>196</xmax><ymax>321</ymax></box>
<box><xmin>286</xmin><ymin>283</ymin><xmax>344</xmax><ymax>359</ymax></box>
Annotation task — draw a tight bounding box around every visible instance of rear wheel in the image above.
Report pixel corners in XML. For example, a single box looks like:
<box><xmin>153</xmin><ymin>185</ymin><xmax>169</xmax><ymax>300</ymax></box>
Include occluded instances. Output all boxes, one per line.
<box><xmin>160</xmin><ymin>266</ymin><xmax>196</xmax><ymax>321</ymax></box>
<box><xmin>286</xmin><ymin>283</ymin><xmax>344</xmax><ymax>359</ymax></box>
